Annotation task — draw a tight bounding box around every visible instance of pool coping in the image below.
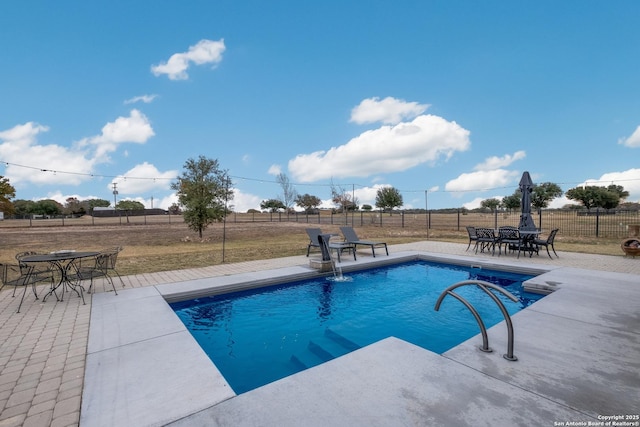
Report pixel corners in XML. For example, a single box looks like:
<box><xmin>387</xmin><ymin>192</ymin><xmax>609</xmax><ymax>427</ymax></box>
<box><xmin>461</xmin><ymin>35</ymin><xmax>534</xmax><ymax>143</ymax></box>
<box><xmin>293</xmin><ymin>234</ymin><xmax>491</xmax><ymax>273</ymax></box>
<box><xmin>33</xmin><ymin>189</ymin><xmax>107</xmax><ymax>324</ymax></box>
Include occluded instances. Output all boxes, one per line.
<box><xmin>80</xmin><ymin>251</ymin><xmax>640</xmax><ymax>426</ymax></box>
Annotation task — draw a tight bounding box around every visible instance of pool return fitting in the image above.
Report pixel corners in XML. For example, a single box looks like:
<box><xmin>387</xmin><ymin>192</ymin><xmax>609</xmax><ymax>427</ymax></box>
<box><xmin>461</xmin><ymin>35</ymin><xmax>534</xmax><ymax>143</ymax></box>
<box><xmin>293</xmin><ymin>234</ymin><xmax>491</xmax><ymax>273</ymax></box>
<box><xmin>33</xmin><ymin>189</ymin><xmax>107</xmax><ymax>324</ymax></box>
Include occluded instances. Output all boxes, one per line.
<box><xmin>434</xmin><ymin>280</ymin><xmax>519</xmax><ymax>361</ymax></box>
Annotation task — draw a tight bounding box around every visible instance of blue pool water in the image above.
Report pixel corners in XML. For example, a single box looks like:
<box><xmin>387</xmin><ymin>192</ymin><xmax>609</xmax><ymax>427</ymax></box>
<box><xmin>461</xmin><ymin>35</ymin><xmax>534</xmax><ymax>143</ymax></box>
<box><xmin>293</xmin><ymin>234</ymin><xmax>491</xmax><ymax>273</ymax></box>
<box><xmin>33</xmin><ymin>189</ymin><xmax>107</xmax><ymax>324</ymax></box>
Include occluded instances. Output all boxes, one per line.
<box><xmin>171</xmin><ymin>261</ymin><xmax>542</xmax><ymax>394</ymax></box>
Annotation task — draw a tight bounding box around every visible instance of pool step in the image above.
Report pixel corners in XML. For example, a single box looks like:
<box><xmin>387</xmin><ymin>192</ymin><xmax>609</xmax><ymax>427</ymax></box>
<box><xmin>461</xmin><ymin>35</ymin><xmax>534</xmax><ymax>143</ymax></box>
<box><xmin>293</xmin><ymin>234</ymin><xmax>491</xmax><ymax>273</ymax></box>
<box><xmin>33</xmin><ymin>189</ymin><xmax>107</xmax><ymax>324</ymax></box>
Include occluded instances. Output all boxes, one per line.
<box><xmin>289</xmin><ymin>328</ymin><xmax>363</xmax><ymax>370</ymax></box>
<box><xmin>324</xmin><ymin>328</ymin><xmax>360</xmax><ymax>352</ymax></box>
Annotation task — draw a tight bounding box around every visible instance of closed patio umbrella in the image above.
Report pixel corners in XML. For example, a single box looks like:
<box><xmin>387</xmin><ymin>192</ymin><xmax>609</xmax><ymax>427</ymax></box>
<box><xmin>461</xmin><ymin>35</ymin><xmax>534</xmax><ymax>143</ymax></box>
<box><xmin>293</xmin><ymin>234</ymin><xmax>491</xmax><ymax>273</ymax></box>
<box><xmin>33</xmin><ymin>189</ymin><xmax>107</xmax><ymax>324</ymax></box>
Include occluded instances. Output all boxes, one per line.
<box><xmin>518</xmin><ymin>171</ymin><xmax>537</xmax><ymax>231</ymax></box>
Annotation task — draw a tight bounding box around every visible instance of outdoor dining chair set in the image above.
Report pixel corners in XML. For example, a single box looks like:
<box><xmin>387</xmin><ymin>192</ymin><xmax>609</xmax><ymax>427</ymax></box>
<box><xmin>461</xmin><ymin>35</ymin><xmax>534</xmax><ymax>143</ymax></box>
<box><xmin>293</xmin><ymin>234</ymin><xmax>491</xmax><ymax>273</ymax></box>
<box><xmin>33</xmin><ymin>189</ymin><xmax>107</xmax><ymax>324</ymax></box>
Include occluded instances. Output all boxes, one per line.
<box><xmin>466</xmin><ymin>226</ymin><xmax>558</xmax><ymax>259</ymax></box>
<box><xmin>0</xmin><ymin>246</ymin><xmax>125</xmax><ymax>313</ymax></box>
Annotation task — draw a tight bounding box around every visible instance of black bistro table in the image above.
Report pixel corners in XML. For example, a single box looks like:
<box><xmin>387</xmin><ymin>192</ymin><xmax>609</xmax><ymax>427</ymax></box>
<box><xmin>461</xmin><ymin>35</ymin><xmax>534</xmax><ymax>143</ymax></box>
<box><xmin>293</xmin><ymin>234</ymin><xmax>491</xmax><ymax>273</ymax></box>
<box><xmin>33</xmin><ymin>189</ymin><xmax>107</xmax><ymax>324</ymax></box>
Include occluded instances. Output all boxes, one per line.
<box><xmin>21</xmin><ymin>251</ymin><xmax>99</xmax><ymax>304</ymax></box>
<box><xmin>518</xmin><ymin>230</ymin><xmax>541</xmax><ymax>257</ymax></box>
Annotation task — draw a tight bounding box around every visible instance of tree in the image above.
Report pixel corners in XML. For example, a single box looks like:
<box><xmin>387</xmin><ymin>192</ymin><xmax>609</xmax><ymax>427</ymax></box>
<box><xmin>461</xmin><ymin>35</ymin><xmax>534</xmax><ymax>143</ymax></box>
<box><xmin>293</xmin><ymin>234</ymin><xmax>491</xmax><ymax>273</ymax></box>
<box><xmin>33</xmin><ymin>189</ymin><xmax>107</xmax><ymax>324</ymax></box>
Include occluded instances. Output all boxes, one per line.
<box><xmin>276</xmin><ymin>173</ymin><xmax>298</xmax><ymax>212</ymax></box>
<box><xmin>171</xmin><ymin>156</ymin><xmax>233</xmax><ymax>238</ymax></box>
<box><xmin>116</xmin><ymin>200</ymin><xmax>145</xmax><ymax>210</ymax></box>
<box><xmin>361</xmin><ymin>204</ymin><xmax>373</xmax><ymax>211</ymax></box>
<box><xmin>566</xmin><ymin>185</ymin><xmax>626</xmax><ymax>210</ymax></box>
<box><xmin>501</xmin><ymin>192</ymin><xmax>520</xmax><ymax>212</ymax></box>
<box><xmin>330</xmin><ymin>181</ymin><xmax>358</xmax><ymax>212</ymax></box>
<box><xmin>12</xmin><ymin>199</ymin><xmax>35</xmax><ymax>216</ymax></box>
<box><xmin>260</xmin><ymin>198</ymin><xmax>285</xmax><ymax>212</ymax></box>
<box><xmin>295</xmin><ymin>193</ymin><xmax>321</xmax><ymax>212</ymax></box>
<box><xmin>375</xmin><ymin>186</ymin><xmax>403</xmax><ymax>212</ymax></box>
<box><xmin>32</xmin><ymin>199</ymin><xmax>63</xmax><ymax>215</ymax></box>
<box><xmin>168</xmin><ymin>203</ymin><xmax>182</xmax><ymax>215</ymax></box>
<box><xmin>531</xmin><ymin>182</ymin><xmax>563</xmax><ymax>209</ymax></box>
<box><xmin>480</xmin><ymin>198</ymin><xmax>501</xmax><ymax>212</ymax></box>
<box><xmin>81</xmin><ymin>198</ymin><xmax>111</xmax><ymax>214</ymax></box>
<box><xmin>606</xmin><ymin>184</ymin><xmax>629</xmax><ymax>202</ymax></box>
<box><xmin>0</xmin><ymin>176</ymin><xmax>16</xmax><ymax>215</ymax></box>
<box><xmin>64</xmin><ymin>197</ymin><xmax>86</xmax><ymax>215</ymax></box>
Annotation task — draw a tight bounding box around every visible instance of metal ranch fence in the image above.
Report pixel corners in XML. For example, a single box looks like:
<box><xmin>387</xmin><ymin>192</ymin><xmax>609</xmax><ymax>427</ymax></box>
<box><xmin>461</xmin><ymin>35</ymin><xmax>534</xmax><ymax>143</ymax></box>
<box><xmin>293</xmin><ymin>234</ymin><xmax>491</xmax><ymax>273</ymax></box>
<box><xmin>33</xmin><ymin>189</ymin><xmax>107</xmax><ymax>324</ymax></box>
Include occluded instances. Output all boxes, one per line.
<box><xmin>230</xmin><ymin>209</ymin><xmax>640</xmax><ymax>238</ymax></box>
<box><xmin>2</xmin><ymin>209</ymin><xmax>639</xmax><ymax>239</ymax></box>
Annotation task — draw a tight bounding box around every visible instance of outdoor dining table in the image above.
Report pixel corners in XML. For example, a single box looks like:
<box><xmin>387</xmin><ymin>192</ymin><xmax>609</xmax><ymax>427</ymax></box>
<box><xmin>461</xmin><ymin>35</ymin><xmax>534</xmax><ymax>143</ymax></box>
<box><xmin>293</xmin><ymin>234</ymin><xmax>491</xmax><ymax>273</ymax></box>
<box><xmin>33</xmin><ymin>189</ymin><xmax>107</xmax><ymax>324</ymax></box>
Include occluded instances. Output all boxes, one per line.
<box><xmin>21</xmin><ymin>251</ymin><xmax>99</xmax><ymax>304</ymax></box>
<box><xmin>518</xmin><ymin>230</ymin><xmax>541</xmax><ymax>257</ymax></box>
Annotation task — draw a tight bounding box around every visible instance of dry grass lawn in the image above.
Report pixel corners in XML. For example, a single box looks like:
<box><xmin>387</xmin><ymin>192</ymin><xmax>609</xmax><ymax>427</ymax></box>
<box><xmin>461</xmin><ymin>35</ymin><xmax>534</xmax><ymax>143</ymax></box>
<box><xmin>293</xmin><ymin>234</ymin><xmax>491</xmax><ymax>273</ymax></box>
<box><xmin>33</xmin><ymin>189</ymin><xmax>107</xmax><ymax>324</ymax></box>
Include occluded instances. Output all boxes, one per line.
<box><xmin>0</xmin><ymin>217</ymin><xmax>630</xmax><ymax>276</ymax></box>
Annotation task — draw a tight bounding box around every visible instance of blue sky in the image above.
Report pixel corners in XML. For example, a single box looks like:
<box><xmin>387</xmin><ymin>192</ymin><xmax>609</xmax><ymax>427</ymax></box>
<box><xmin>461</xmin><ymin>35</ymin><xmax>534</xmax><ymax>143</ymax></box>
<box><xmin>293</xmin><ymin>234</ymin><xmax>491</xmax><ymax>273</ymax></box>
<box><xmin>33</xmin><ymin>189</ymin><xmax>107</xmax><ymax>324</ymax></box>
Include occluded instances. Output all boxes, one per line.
<box><xmin>1</xmin><ymin>1</ymin><xmax>639</xmax><ymax>212</ymax></box>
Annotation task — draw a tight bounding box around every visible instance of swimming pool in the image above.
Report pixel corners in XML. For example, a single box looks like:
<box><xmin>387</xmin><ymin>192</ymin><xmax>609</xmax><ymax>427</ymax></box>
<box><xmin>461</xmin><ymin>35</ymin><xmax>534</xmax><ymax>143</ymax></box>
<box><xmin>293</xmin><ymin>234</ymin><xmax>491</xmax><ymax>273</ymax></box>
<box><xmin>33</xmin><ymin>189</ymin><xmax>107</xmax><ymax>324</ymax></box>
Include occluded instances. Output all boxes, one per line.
<box><xmin>171</xmin><ymin>260</ymin><xmax>542</xmax><ymax>394</ymax></box>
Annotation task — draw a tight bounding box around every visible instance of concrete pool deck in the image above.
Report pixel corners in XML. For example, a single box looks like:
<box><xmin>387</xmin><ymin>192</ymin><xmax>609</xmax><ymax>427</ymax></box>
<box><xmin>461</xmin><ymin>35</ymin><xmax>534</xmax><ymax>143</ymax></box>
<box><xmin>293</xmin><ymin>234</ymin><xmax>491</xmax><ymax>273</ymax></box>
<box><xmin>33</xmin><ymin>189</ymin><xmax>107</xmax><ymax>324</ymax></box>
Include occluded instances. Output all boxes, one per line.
<box><xmin>1</xmin><ymin>241</ymin><xmax>639</xmax><ymax>426</ymax></box>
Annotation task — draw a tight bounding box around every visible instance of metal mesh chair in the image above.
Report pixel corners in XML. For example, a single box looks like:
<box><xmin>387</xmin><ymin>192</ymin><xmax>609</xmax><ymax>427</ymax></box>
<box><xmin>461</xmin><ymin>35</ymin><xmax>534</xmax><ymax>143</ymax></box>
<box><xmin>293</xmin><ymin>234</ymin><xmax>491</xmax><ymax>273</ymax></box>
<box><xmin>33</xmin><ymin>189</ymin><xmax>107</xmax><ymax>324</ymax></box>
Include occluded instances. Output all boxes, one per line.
<box><xmin>15</xmin><ymin>251</ymin><xmax>56</xmax><ymax>289</ymax></box>
<box><xmin>0</xmin><ymin>263</ymin><xmax>37</xmax><ymax>313</ymax></box>
<box><xmin>74</xmin><ymin>246</ymin><xmax>124</xmax><ymax>294</ymax></box>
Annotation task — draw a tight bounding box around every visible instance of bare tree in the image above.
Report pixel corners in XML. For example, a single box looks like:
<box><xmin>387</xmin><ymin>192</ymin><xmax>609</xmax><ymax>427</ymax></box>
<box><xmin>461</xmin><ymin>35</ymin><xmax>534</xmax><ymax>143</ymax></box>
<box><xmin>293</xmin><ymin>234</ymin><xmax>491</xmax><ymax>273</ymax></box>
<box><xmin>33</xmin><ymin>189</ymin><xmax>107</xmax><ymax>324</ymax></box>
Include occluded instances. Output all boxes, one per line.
<box><xmin>276</xmin><ymin>173</ymin><xmax>298</xmax><ymax>212</ymax></box>
<box><xmin>330</xmin><ymin>180</ymin><xmax>358</xmax><ymax>213</ymax></box>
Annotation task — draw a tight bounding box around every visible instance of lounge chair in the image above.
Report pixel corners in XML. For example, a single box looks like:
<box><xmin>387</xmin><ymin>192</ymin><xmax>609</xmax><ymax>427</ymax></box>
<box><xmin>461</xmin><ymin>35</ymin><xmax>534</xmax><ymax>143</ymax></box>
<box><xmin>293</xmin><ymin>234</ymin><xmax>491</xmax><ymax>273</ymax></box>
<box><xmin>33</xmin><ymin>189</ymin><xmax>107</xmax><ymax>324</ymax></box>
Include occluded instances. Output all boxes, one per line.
<box><xmin>339</xmin><ymin>226</ymin><xmax>388</xmax><ymax>257</ymax></box>
<box><xmin>305</xmin><ymin>228</ymin><xmax>356</xmax><ymax>262</ymax></box>
<box><xmin>305</xmin><ymin>228</ymin><xmax>323</xmax><ymax>257</ymax></box>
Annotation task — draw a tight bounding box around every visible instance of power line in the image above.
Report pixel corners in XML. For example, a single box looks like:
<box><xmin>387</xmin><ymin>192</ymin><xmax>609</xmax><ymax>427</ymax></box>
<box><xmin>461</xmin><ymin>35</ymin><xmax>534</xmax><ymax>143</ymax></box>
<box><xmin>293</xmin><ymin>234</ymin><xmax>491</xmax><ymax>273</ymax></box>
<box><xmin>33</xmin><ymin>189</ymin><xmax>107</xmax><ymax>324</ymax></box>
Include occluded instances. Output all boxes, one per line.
<box><xmin>1</xmin><ymin>159</ymin><xmax>639</xmax><ymax>195</ymax></box>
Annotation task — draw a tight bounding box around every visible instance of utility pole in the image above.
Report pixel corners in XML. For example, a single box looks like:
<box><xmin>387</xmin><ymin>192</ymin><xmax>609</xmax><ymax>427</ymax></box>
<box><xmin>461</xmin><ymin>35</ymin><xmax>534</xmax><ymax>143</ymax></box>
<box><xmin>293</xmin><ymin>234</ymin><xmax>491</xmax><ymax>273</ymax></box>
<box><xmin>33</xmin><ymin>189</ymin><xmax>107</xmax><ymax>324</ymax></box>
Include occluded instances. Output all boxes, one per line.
<box><xmin>112</xmin><ymin>182</ymin><xmax>118</xmax><ymax>208</ymax></box>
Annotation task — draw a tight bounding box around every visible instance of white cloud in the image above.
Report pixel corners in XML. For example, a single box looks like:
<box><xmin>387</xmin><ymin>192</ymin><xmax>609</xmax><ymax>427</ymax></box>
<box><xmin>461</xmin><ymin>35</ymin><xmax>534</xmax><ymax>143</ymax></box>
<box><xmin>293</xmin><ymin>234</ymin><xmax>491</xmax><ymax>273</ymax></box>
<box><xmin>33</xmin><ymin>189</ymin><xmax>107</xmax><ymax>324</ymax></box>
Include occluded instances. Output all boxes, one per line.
<box><xmin>0</xmin><ymin>121</ymin><xmax>49</xmax><ymax>144</ymax></box>
<box><xmin>445</xmin><ymin>169</ymin><xmax>520</xmax><ymax>194</ymax></box>
<box><xmin>618</xmin><ymin>125</ymin><xmax>640</xmax><ymax>148</ymax></box>
<box><xmin>124</xmin><ymin>94</ymin><xmax>158</xmax><ymax>105</ymax></box>
<box><xmin>350</xmin><ymin>97</ymin><xmax>429</xmax><ymax>125</ymax></box>
<box><xmin>548</xmin><ymin>195</ymin><xmax>578</xmax><ymax>209</ymax></box>
<box><xmin>289</xmin><ymin>114</ymin><xmax>470</xmax><ymax>182</ymax></box>
<box><xmin>77</xmin><ymin>109</ymin><xmax>155</xmax><ymax>159</ymax></box>
<box><xmin>151</xmin><ymin>39</ymin><xmax>226</xmax><ymax>80</ymax></box>
<box><xmin>462</xmin><ymin>197</ymin><xmax>487</xmax><ymax>210</ymax></box>
<box><xmin>110</xmin><ymin>162</ymin><xmax>178</xmax><ymax>195</ymax></box>
<box><xmin>474</xmin><ymin>151</ymin><xmax>526</xmax><ymax>171</ymax></box>
<box><xmin>230</xmin><ymin>188</ymin><xmax>263</xmax><ymax>212</ymax></box>
<box><xmin>267</xmin><ymin>164</ymin><xmax>282</xmax><ymax>175</ymax></box>
<box><xmin>0</xmin><ymin>122</ymin><xmax>96</xmax><ymax>186</ymax></box>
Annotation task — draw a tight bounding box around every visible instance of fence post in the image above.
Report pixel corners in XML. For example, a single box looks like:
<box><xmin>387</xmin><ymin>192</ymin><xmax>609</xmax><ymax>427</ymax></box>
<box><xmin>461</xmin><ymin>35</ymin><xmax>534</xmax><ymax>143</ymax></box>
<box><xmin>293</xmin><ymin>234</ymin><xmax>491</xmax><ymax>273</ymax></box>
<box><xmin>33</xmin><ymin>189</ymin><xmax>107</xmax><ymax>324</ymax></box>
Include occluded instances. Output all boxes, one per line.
<box><xmin>538</xmin><ymin>209</ymin><xmax>542</xmax><ymax>231</ymax></box>
<box><xmin>494</xmin><ymin>210</ymin><xmax>498</xmax><ymax>229</ymax></box>
<box><xmin>595</xmin><ymin>208</ymin><xmax>600</xmax><ymax>237</ymax></box>
<box><xmin>457</xmin><ymin>209</ymin><xmax>460</xmax><ymax>231</ymax></box>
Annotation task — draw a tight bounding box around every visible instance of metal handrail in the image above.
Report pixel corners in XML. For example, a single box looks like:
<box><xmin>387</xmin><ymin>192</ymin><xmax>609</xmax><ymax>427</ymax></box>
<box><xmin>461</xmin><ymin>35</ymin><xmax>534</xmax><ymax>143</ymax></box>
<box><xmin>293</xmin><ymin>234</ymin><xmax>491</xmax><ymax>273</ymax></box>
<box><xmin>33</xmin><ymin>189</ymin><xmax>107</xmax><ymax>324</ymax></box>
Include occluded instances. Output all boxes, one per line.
<box><xmin>434</xmin><ymin>280</ymin><xmax>519</xmax><ymax>361</ymax></box>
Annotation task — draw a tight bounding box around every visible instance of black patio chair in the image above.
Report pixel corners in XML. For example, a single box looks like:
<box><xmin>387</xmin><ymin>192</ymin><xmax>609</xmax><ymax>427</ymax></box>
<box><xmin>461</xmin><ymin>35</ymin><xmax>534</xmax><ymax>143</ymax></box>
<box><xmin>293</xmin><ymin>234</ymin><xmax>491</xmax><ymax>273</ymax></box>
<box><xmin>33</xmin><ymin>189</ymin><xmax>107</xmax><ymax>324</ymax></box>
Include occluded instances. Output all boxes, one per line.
<box><xmin>74</xmin><ymin>246</ymin><xmax>125</xmax><ymax>294</ymax></box>
<box><xmin>497</xmin><ymin>227</ymin><xmax>523</xmax><ymax>258</ymax></box>
<box><xmin>0</xmin><ymin>263</ymin><xmax>37</xmax><ymax>313</ymax></box>
<box><xmin>533</xmin><ymin>229</ymin><xmax>559</xmax><ymax>259</ymax></box>
<box><xmin>475</xmin><ymin>228</ymin><xmax>499</xmax><ymax>255</ymax></box>
<box><xmin>465</xmin><ymin>226</ymin><xmax>479</xmax><ymax>251</ymax></box>
<box><xmin>15</xmin><ymin>251</ymin><xmax>56</xmax><ymax>289</ymax></box>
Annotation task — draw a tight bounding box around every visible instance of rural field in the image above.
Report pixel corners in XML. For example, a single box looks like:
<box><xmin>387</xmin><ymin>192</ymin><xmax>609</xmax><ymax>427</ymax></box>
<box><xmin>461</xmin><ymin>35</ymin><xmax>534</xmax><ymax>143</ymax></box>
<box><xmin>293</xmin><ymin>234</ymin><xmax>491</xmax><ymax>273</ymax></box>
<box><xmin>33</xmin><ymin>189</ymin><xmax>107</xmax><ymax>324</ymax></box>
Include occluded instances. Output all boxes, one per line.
<box><xmin>0</xmin><ymin>213</ymin><xmax>632</xmax><ymax>276</ymax></box>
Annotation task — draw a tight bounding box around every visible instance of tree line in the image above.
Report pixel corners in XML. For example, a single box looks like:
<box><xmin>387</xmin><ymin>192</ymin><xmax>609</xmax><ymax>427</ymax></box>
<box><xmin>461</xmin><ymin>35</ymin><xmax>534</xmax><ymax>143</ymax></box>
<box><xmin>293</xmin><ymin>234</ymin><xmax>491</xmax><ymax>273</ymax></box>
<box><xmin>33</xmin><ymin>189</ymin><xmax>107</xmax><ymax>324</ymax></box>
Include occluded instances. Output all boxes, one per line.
<box><xmin>0</xmin><ymin>157</ymin><xmax>635</xmax><ymax>240</ymax></box>
<box><xmin>479</xmin><ymin>183</ymin><xmax>631</xmax><ymax>212</ymax></box>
